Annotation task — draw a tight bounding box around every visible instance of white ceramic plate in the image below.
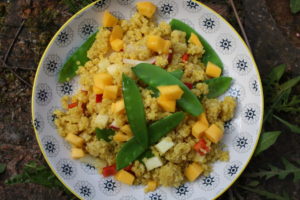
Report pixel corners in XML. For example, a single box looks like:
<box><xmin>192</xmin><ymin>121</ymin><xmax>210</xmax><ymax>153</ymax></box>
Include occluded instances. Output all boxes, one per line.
<box><xmin>32</xmin><ymin>0</ymin><xmax>264</xmax><ymax>199</ymax></box>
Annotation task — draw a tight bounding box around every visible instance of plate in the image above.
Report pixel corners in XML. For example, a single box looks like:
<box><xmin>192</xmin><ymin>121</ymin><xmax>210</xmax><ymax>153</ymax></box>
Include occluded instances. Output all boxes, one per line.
<box><xmin>32</xmin><ymin>0</ymin><xmax>264</xmax><ymax>199</ymax></box>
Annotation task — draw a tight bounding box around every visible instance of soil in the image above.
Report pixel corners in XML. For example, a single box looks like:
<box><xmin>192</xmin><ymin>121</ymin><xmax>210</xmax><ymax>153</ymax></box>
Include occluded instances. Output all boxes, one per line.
<box><xmin>0</xmin><ymin>0</ymin><xmax>299</xmax><ymax>199</ymax></box>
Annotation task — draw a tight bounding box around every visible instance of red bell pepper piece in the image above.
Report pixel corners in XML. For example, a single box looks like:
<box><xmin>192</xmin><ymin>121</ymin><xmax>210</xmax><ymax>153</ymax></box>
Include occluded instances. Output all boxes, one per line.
<box><xmin>102</xmin><ymin>164</ymin><xmax>117</xmax><ymax>177</ymax></box>
<box><xmin>109</xmin><ymin>125</ymin><xmax>119</xmax><ymax>130</ymax></box>
<box><xmin>68</xmin><ymin>102</ymin><xmax>78</xmax><ymax>109</ymax></box>
<box><xmin>96</xmin><ymin>94</ymin><xmax>103</xmax><ymax>103</ymax></box>
<box><xmin>123</xmin><ymin>164</ymin><xmax>133</xmax><ymax>172</ymax></box>
<box><xmin>181</xmin><ymin>53</ymin><xmax>189</xmax><ymax>62</ymax></box>
<box><xmin>184</xmin><ymin>82</ymin><xmax>193</xmax><ymax>89</ymax></box>
<box><xmin>194</xmin><ymin>138</ymin><xmax>210</xmax><ymax>155</ymax></box>
<box><xmin>167</xmin><ymin>50</ymin><xmax>173</xmax><ymax>63</ymax></box>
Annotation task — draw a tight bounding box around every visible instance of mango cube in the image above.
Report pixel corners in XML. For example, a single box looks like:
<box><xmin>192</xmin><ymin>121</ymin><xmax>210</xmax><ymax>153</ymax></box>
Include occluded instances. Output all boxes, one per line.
<box><xmin>93</xmin><ymin>73</ymin><xmax>113</xmax><ymax>89</ymax></box>
<box><xmin>65</xmin><ymin>133</ymin><xmax>84</xmax><ymax>148</ymax></box>
<box><xmin>102</xmin><ymin>10</ymin><xmax>118</xmax><ymax>27</ymax></box>
<box><xmin>115</xmin><ymin>169</ymin><xmax>135</xmax><ymax>185</ymax></box>
<box><xmin>157</xmin><ymin>85</ymin><xmax>184</xmax><ymax>100</ymax></box>
<box><xmin>204</xmin><ymin>124</ymin><xmax>224</xmax><ymax>143</ymax></box>
<box><xmin>144</xmin><ymin>180</ymin><xmax>157</xmax><ymax>193</ymax></box>
<box><xmin>111</xmin><ymin>99</ymin><xmax>125</xmax><ymax>114</ymax></box>
<box><xmin>188</xmin><ymin>33</ymin><xmax>203</xmax><ymax>47</ymax></box>
<box><xmin>113</xmin><ymin>132</ymin><xmax>131</xmax><ymax>142</ymax></box>
<box><xmin>120</xmin><ymin>124</ymin><xmax>133</xmax><ymax>137</ymax></box>
<box><xmin>184</xmin><ymin>162</ymin><xmax>203</xmax><ymax>182</ymax></box>
<box><xmin>103</xmin><ymin>85</ymin><xmax>118</xmax><ymax>100</ymax></box>
<box><xmin>192</xmin><ymin>121</ymin><xmax>208</xmax><ymax>138</ymax></box>
<box><xmin>111</xmin><ymin>39</ymin><xmax>124</xmax><ymax>52</ymax></box>
<box><xmin>93</xmin><ymin>85</ymin><xmax>103</xmax><ymax>94</ymax></box>
<box><xmin>157</xmin><ymin>95</ymin><xmax>176</xmax><ymax>112</ymax></box>
<box><xmin>136</xmin><ymin>2</ymin><xmax>157</xmax><ymax>18</ymax></box>
<box><xmin>71</xmin><ymin>147</ymin><xmax>85</xmax><ymax>159</ymax></box>
<box><xmin>198</xmin><ymin>113</ymin><xmax>209</xmax><ymax>127</ymax></box>
<box><xmin>110</xmin><ymin>25</ymin><xmax>123</xmax><ymax>42</ymax></box>
<box><xmin>147</xmin><ymin>35</ymin><xmax>170</xmax><ymax>54</ymax></box>
<box><xmin>205</xmin><ymin>61</ymin><xmax>222</xmax><ymax>78</ymax></box>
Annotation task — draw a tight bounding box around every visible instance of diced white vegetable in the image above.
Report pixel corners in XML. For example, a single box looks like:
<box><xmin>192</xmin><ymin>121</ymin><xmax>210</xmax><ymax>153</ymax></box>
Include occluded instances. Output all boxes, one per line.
<box><xmin>143</xmin><ymin>156</ymin><xmax>163</xmax><ymax>171</ymax></box>
<box><xmin>193</xmin><ymin>153</ymin><xmax>205</xmax><ymax>163</ymax></box>
<box><xmin>123</xmin><ymin>57</ymin><xmax>156</xmax><ymax>65</ymax></box>
<box><xmin>79</xmin><ymin>155</ymin><xmax>107</xmax><ymax>169</ymax></box>
<box><xmin>155</xmin><ymin>137</ymin><xmax>174</xmax><ymax>155</ymax></box>
<box><xmin>109</xmin><ymin>120</ymin><xmax>119</xmax><ymax>129</ymax></box>
<box><xmin>97</xmin><ymin>58</ymin><xmax>110</xmax><ymax>71</ymax></box>
<box><xmin>95</xmin><ymin>114</ymin><xmax>109</xmax><ymax>129</ymax></box>
<box><xmin>107</xmin><ymin>64</ymin><xmax>120</xmax><ymax>76</ymax></box>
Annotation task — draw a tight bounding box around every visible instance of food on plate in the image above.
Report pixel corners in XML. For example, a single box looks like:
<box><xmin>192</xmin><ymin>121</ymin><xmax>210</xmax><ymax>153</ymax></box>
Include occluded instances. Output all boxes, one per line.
<box><xmin>54</xmin><ymin>1</ymin><xmax>236</xmax><ymax>191</ymax></box>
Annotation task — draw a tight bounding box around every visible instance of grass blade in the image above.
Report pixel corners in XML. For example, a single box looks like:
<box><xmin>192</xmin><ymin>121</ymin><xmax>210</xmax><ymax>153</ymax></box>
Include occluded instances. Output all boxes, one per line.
<box><xmin>273</xmin><ymin>115</ymin><xmax>300</xmax><ymax>134</ymax></box>
<box><xmin>254</xmin><ymin>131</ymin><xmax>281</xmax><ymax>156</ymax></box>
<box><xmin>239</xmin><ymin>186</ymin><xmax>290</xmax><ymax>200</ymax></box>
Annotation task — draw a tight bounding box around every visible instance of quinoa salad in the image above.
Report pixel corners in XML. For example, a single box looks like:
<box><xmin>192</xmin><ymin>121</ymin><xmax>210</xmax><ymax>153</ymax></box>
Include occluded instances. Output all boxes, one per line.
<box><xmin>54</xmin><ymin>2</ymin><xmax>236</xmax><ymax>193</ymax></box>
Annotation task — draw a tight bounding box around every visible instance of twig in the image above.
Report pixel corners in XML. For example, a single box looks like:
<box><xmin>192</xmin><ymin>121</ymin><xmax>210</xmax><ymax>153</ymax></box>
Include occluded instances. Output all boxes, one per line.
<box><xmin>0</xmin><ymin>59</ymin><xmax>36</xmax><ymax>71</ymax></box>
<box><xmin>5</xmin><ymin>67</ymin><xmax>33</xmax><ymax>88</ymax></box>
<box><xmin>228</xmin><ymin>0</ymin><xmax>252</xmax><ymax>52</ymax></box>
<box><xmin>3</xmin><ymin>19</ymin><xmax>25</xmax><ymax>63</ymax></box>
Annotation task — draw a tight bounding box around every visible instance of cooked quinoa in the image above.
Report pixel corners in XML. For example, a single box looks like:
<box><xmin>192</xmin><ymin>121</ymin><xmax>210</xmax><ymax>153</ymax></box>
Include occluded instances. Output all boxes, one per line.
<box><xmin>54</xmin><ymin>8</ymin><xmax>236</xmax><ymax>189</ymax></box>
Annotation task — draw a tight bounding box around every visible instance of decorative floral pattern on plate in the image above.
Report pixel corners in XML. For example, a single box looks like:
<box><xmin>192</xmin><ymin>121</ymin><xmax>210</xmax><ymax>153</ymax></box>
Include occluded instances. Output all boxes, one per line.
<box><xmin>35</xmin><ymin>83</ymin><xmax>52</xmax><ymax>106</ymax></box>
<box><xmin>56</xmin><ymin>158</ymin><xmax>77</xmax><ymax>180</ymax></box>
<box><xmin>43</xmin><ymin>55</ymin><xmax>62</xmax><ymax>76</ymax></box>
<box><xmin>216</xmin><ymin>33</ymin><xmax>236</xmax><ymax>55</ymax></box>
<box><xmin>41</xmin><ymin>135</ymin><xmax>60</xmax><ymax>157</ymax></box>
<box><xmin>183</xmin><ymin>0</ymin><xmax>201</xmax><ymax>13</ymax></box>
<box><xmin>158</xmin><ymin>0</ymin><xmax>178</xmax><ymax>19</ymax></box>
<box><xmin>233</xmin><ymin>54</ymin><xmax>252</xmax><ymax>75</ymax></box>
<box><xmin>99</xmin><ymin>177</ymin><xmax>122</xmax><ymax>196</ymax></box>
<box><xmin>55</xmin><ymin>26</ymin><xmax>74</xmax><ymax>48</ymax></box>
<box><xmin>199</xmin><ymin>13</ymin><xmax>220</xmax><ymax>33</ymax></box>
<box><xmin>74</xmin><ymin>181</ymin><xmax>96</xmax><ymax>200</ymax></box>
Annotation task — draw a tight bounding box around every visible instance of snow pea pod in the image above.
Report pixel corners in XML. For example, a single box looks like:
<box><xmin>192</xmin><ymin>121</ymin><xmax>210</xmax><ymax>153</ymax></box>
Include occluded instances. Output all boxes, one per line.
<box><xmin>169</xmin><ymin>19</ymin><xmax>223</xmax><ymax>70</ymax></box>
<box><xmin>205</xmin><ymin>77</ymin><xmax>232</xmax><ymax>98</ymax></box>
<box><xmin>149</xmin><ymin>111</ymin><xmax>184</xmax><ymax>145</ymax></box>
<box><xmin>132</xmin><ymin>63</ymin><xmax>203</xmax><ymax>116</ymax></box>
<box><xmin>116</xmin><ymin>112</ymin><xmax>184</xmax><ymax>170</ymax></box>
<box><xmin>95</xmin><ymin>128</ymin><xmax>115</xmax><ymax>142</ymax></box>
<box><xmin>122</xmin><ymin>74</ymin><xmax>148</xmax><ymax>147</ymax></box>
<box><xmin>58</xmin><ymin>31</ymin><xmax>98</xmax><ymax>83</ymax></box>
<box><xmin>169</xmin><ymin>69</ymin><xmax>183</xmax><ymax>80</ymax></box>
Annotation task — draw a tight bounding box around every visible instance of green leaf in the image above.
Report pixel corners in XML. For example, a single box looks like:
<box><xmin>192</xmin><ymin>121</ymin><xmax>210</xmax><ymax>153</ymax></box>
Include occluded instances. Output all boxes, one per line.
<box><xmin>254</xmin><ymin>131</ymin><xmax>281</xmax><ymax>156</ymax></box>
<box><xmin>290</xmin><ymin>0</ymin><xmax>300</xmax><ymax>13</ymax></box>
<box><xmin>95</xmin><ymin>128</ymin><xmax>115</xmax><ymax>142</ymax></box>
<box><xmin>274</xmin><ymin>115</ymin><xmax>300</xmax><ymax>134</ymax></box>
<box><xmin>205</xmin><ymin>77</ymin><xmax>232</xmax><ymax>98</ymax></box>
<box><xmin>0</xmin><ymin>163</ymin><xmax>6</xmax><ymax>174</ymax></box>
<box><xmin>247</xmin><ymin>180</ymin><xmax>259</xmax><ymax>187</ymax></box>
<box><xmin>239</xmin><ymin>185</ymin><xmax>291</xmax><ymax>200</ymax></box>
<box><xmin>267</xmin><ymin>64</ymin><xmax>286</xmax><ymax>84</ymax></box>
<box><xmin>58</xmin><ymin>31</ymin><xmax>98</xmax><ymax>82</ymax></box>
<box><xmin>247</xmin><ymin>158</ymin><xmax>300</xmax><ymax>183</ymax></box>
<box><xmin>279</xmin><ymin>76</ymin><xmax>300</xmax><ymax>92</ymax></box>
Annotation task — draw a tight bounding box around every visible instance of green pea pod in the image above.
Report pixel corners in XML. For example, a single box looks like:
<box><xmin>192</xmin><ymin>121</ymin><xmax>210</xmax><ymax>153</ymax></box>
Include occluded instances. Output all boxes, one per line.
<box><xmin>95</xmin><ymin>128</ymin><xmax>115</xmax><ymax>142</ymax></box>
<box><xmin>169</xmin><ymin>19</ymin><xmax>223</xmax><ymax>70</ymax></box>
<box><xmin>149</xmin><ymin>111</ymin><xmax>184</xmax><ymax>145</ymax></box>
<box><xmin>205</xmin><ymin>77</ymin><xmax>232</xmax><ymax>98</ymax></box>
<box><xmin>122</xmin><ymin>74</ymin><xmax>148</xmax><ymax>147</ymax></box>
<box><xmin>58</xmin><ymin>31</ymin><xmax>98</xmax><ymax>83</ymax></box>
<box><xmin>132</xmin><ymin>63</ymin><xmax>203</xmax><ymax>116</ymax></box>
<box><xmin>116</xmin><ymin>138</ymin><xmax>146</xmax><ymax>170</ymax></box>
<box><xmin>169</xmin><ymin>69</ymin><xmax>183</xmax><ymax>80</ymax></box>
<box><xmin>116</xmin><ymin>112</ymin><xmax>184</xmax><ymax>170</ymax></box>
